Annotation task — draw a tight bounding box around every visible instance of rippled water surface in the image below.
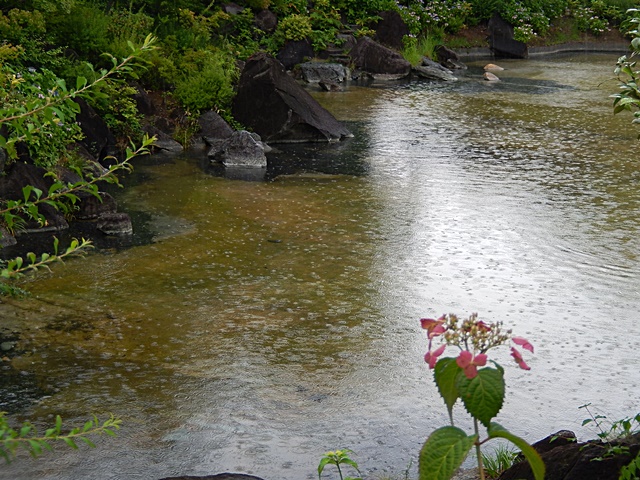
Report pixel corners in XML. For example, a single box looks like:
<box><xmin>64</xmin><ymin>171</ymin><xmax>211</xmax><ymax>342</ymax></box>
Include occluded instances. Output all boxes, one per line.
<box><xmin>1</xmin><ymin>53</ymin><xmax>639</xmax><ymax>479</ymax></box>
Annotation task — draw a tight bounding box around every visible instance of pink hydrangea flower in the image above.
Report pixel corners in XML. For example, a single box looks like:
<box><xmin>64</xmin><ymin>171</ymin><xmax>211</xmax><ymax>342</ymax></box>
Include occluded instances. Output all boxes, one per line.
<box><xmin>512</xmin><ymin>336</ymin><xmax>534</xmax><ymax>353</ymax></box>
<box><xmin>511</xmin><ymin>347</ymin><xmax>531</xmax><ymax>370</ymax></box>
<box><xmin>456</xmin><ymin>350</ymin><xmax>488</xmax><ymax>379</ymax></box>
<box><xmin>420</xmin><ymin>317</ymin><xmax>446</xmax><ymax>339</ymax></box>
<box><xmin>424</xmin><ymin>344</ymin><xmax>446</xmax><ymax>369</ymax></box>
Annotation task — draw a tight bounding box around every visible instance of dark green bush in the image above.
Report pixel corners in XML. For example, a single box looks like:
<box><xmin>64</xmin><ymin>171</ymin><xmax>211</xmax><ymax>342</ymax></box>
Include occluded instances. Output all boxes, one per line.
<box><xmin>173</xmin><ymin>48</ymin><xmax>238</xmax><ymax>114</ymax></box>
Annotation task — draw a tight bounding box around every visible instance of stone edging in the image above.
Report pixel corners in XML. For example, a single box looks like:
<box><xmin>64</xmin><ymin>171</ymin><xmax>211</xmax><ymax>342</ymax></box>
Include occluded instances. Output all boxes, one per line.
<box><xmin>455</xmin><ymin>41</ymin><xmax>630</xmax><ymax>59</ymax></box>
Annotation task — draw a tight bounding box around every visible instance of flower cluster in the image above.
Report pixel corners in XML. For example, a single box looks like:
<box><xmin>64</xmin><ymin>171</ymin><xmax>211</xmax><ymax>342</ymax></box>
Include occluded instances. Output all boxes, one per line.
<box><xmin>421</xmin><ymin>313</ymin><xmax>534</xmax><ymax>379</ymax></box>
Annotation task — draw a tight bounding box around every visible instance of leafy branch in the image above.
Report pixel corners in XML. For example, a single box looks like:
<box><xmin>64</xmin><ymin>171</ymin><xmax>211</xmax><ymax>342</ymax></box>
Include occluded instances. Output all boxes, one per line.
<box><xmin>0</xmin><ymin>412</ymin><xmax>121</xmax><ymax>464</ymax></box>
<box><xmin>0</xmin><ymin>34</ymin><xmax>157</xmax><ymax>157</ymax></box>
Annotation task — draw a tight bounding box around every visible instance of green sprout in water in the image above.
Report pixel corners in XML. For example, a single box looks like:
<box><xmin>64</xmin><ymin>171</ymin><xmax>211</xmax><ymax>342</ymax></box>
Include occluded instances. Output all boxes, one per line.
<box><xmin>318</xmin><ymin>449</ymin><xmax>362</xmax><ymax>480</ymax></box>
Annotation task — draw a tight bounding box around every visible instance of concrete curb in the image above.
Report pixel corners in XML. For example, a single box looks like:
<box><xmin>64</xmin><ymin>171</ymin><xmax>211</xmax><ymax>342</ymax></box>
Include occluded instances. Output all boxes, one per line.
<box><xmin>455</xmin><ymin>41</ymin><xmax>630</xmax><ymax>60</ymax></box>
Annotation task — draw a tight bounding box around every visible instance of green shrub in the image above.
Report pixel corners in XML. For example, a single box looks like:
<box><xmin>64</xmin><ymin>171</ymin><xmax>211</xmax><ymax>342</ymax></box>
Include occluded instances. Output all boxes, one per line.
<box><xmin>173</xmin><ymin>49</ymin><xmax>238</xmax><ymax>114</ymax></box>
<box><xmin>46</xmin><ymin>4</ymin><xmax>111</xmax><ymax>59</ymax></box>
<box><xmin>310</xmin><ymin>0</ymin><xmax>343</xmax><ymax>50</ymax></box>
<box><xmin>0</xmin><ymin>65</ymin><xmax>83</xmax><ymax>169</ymax></box>
<box><xmin>276</xmin><ymin>14</ymin><xmax>314</xmax><ymax>42</ymax></box>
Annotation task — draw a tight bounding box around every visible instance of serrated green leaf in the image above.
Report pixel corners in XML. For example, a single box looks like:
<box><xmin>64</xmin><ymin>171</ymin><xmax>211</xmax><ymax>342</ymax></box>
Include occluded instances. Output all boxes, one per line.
<box><xmin>434</xmin><ymin>357</ymin><xmax>461</xmax><ymax>424</ymax></box>
<box><xmin>457</xmin><ymin>367</ymin><xmax>504</xmax><ymax>428</ymax></box>
<box><xmin>419</xmin><ymin>426</ymin><xmax>476</xmax><ymax>480</ymax></box>
<box><xmin>488</xmin><ymin>423</ymin><xmax>545</xmax><ymax>480</ymax></box>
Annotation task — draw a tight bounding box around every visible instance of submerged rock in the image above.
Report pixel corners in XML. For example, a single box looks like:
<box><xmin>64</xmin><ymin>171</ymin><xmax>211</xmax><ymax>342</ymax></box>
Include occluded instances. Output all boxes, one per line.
<box><xmin>97</xmin><ymin>212</ymin><xmax>133</xmax><ymax>236</ymax></box>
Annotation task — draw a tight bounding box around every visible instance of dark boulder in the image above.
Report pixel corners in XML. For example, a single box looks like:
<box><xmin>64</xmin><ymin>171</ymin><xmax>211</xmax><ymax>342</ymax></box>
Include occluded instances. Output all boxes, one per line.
<box><xmin>142</xmin><ymin>124</ymin><xmax>184</xmax><ymax>153</ymax></box>
<box><xmin>499</xmin><ymin>431</ymin><xmax>640</xmax><ymax>480</ymax></box>
<box><xmin>276</xmin><ymin>39</ymin><xmax>315</xmax><ymax>70</ymax></box>
<box><xmin>232</xmin><ymin>53</ymin><xmax>351</xmax><ymax>143</ymax></box>
<box><xmin>75</xmin><ymin>191</ymin><xmax>118</xmax><ymax>221</ymax></box>
<box><xmin>198</xmin><ymin>110</ymin><xmax>234</xmax><ymax>146</ymax></box>
<box><xmin>0</xmin><ymin>162</ymin><xmax>68</xmax><ymax>233</ymax></box>
<box><xmin>254</xmin><ymin>9</ymin><xmax>277</xmax><ymax>33</ymax></box>
<box><xmin>74</xmin><ymin>98</ymin><xmax>117</xmax><ymax>161</ymax></box>
<box><xmin>488</xmin><ymin>12</ymin><xmax>528</xmax><ymax>58</ymax></box>
<box><xmin>349</xmin><ymin>36</ymin><xmax>411</xmax><ymax>79</ymax></box>
<box><xmin>435</xmin><ymin>44</ymin><xmax>467</xmax><ymax>70</ymax></box>
<box><xmin>374</xmin><ymin>10</ymin><xmax>410</xmax><ymax>51</ymax></box>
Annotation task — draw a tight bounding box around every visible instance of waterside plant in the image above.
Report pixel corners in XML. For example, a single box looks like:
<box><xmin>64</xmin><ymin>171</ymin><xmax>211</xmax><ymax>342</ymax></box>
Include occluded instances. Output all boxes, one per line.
<box><xmin>418</xmin><ymin>313</ymin><xmax>544</xmax><ymax>480</ymax></box>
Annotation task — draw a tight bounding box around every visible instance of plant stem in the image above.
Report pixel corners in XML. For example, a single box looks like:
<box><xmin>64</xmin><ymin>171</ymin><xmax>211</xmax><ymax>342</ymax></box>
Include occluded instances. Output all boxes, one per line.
<box><xmin>337</xmin><ymin>463</ymin><xmax>344</xmax><ymax>480</ymax></box>
<box><xmin>474</xmin><ymin>419</ymin><xmax>485</xmax><ymax>480</ymax></box>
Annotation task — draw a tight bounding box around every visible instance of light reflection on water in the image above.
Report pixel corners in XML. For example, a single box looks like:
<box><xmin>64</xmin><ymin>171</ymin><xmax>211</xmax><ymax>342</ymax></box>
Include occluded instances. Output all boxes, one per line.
<box><xmin>1</xmin><ymin>53</ymin><xmax>639</xmax><ymax>479</ymax></box>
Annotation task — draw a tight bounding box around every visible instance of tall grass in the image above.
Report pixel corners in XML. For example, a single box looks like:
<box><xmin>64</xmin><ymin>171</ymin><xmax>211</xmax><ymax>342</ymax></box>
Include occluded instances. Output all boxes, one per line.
<box><xmin>401</xmin><ymin>35</ymin><xmax>442</xmax><ymax>65</ymax></box>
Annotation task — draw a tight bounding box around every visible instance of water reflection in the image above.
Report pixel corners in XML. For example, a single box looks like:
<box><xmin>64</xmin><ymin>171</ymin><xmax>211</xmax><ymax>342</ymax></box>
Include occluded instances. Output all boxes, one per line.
<box><xmin>0</xmin><ymin>53</ymin><xmax>639</xmax><ymax>480</ymax></box>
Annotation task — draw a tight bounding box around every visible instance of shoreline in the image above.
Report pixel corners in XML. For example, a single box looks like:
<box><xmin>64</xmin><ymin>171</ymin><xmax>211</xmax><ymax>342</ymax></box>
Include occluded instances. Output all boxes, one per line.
<box><xmin>455</xmin><ymin>40</ymin><xmax>629</xmax><ymax>59</ymax></box>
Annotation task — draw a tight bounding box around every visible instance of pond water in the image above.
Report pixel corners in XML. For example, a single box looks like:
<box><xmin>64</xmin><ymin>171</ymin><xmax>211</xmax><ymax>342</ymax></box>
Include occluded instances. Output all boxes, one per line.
<box><xmin>1</xmin><ymin>53</ymin><xmax>639</xmax><ymax>479</ymax></box>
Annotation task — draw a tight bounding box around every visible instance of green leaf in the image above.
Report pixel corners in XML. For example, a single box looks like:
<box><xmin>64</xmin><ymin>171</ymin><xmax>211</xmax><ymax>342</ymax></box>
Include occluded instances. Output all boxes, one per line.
<box><xmin>456</xmin><ymin>367</ymin><xmax>505</xmax><ymax>428</ymax></box>
<box><xmin>76</xmin><ymin>76</ymin><xmax>87</xmax><ymax>90</ymax></box>
<box><xmin>317</xmin><ymin>457</ymin><xmax>332</xmax><ymax>477</ymax></box>
<box><xmin>434</xmin><ymin>357</ymin><xmax>461</xmax><ymax>423</ymax></box>
<box><xmin>488</xmin><ymin>423</ymin><xmax>545</xmax><ymax>480</ymax></box>
<box><xmin>419</xmin><ymin>426</ymin><xmax>476</xmax><ymax>480</ymax></box>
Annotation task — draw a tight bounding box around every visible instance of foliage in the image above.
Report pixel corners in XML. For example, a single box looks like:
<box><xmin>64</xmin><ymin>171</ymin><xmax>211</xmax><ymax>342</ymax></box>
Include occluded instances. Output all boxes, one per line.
<box><xmin>620</xmin><ymin>453</ymin><xmax>640</xmax><ymax>480</ymax></box>
<box><xmin>402</xmin><ymin>35</ymin><xmax>442</xmax><ymax>65</ymax></box>
<box><xmin>579</xmin><ymin>403</ymin><xmax>640</xmax><ymax>460</ymax></box>
<box><xmin>0</xmin><ymin>412</ymin><xmax>121</xmax><ymax>463</ymax></box>
<box><xmin>418</xmin><ymin>313</ymin><xmax>544</xmax><ymax>480</ymax></box>
<box><xmin>275</xmin><ymin>14</ymin><xmax>314</xmax><ymax>42</ymax></box>
<box><xmin>0</xmin><ymin>34</ymin><xmax>156</xmax><ymax>167</ymax></box>
<box><xmin>173</xmin><ymin>48</ymin><xmax>238</xmax><ymax>114</ymax></box>
<box><xmin>613</xmin><ymin>19</ymin><xmax>640</xmax><ymax>133</ymax></box>
<box><xmin>481</xmin><ymin>444</ymin><xmax>519</xmax><ymax>479</ymax></box>
<box><xmin>318</xmin><ymin>449</ymin><xmax>362</xmax><ymax>480</ymax></box>
<box><xmin>398</xmin><ymin>0</ymin><xmax>473</xmax><ymax>36</ymax></box>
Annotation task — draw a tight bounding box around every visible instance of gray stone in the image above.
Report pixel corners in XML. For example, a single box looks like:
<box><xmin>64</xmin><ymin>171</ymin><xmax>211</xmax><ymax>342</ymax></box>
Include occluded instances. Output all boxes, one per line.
<box><xmin>143</xmin><ymin>125</ymin><xmax>184</xmax><ymax>153</ymax></box>
<box><xmin>198</xmin><ymin>110</ymin><xmax>234</xmax><ymax>144</ymax></box>
<box><xmin>413</xmin><ymin>59</ymin><xmax>457</xmax><ymax>81</ymax></box>
<box><xmin>299</xmin><ymin>62</ymin><xmax>349</xmax><ymax>84</ymax></box>
<box><xmin>208</xmin><ymin>130</ymin><xmax>267</xmax><ymax>168</ymax></box>
<box><xmin>349</xmin><ymin>36</ymin><xmax>411</xmax><ymax>79</ymax></box>
<box><xmin>232</xmin><ymin>52</ymin><xmax>351</xmax><ymax>143</ymax></box>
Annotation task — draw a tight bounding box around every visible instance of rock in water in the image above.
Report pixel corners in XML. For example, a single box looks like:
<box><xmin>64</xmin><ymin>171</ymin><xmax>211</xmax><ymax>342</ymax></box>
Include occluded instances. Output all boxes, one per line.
<box><xmin>232</xmin><ymin>53</ymin><xmax>352</xmax><ymax>143</ymax></box>
<box><xmin>208</xmin><ymin>130</ymin><xmax>268</xmax><ymax>168</ymax></box>
<box><xmin>349</xmin><ymin>36</ymin><xmax>412</xmax><ymax>80</ymax></box>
